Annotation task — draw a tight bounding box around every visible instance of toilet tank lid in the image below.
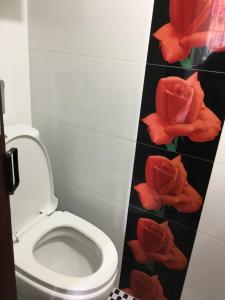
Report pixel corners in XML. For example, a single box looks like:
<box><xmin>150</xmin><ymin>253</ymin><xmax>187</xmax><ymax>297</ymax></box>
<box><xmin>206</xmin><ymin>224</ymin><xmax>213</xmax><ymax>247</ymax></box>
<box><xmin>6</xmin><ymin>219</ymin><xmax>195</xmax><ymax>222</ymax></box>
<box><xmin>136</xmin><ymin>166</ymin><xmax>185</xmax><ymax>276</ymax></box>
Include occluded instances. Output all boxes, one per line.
<box><xmin>5</xmin><ymin>124</ymin><xmax>58</xmax><ymax>238</ymax></box>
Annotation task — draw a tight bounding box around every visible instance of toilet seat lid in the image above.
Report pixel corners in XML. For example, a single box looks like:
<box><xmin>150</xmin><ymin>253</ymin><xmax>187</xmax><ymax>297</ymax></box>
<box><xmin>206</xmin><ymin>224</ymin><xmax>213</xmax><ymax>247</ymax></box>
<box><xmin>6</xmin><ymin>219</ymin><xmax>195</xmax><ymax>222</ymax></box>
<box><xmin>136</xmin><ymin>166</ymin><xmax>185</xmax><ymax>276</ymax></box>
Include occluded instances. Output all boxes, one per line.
<box><xmin>5</xmin><ymin>125</ymin><xmax>58</xmax><ymax>236</ymax></box>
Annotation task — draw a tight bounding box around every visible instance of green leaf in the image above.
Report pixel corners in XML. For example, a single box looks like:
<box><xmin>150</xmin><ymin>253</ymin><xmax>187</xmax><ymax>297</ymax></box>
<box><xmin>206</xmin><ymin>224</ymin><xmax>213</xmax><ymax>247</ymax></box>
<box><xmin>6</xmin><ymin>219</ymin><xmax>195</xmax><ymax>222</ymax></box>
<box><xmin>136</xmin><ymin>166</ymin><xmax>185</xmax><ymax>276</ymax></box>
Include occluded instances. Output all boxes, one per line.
<box><xmin>180</xmin><ymin>58</ymin><xmax>192</xmax><ymax>69</ymax></box>
<box><xmin>154</xmin><ymin>206</ymin><xmax>165</xmax><ymax>218</ymax></box>
<box><xmin>165</xmin><ymin>136</ymin><xmax>179</xmax><ymax>152</ymax></box>
<box><xmin>165</xmin><ymin>143</ymin><xmax>176</xmax><ymax>152</ymax></box>
<box><xmin>180</xmin><ymin>48</ymin><xmax>196</xmax><ymax>69</ymax></box>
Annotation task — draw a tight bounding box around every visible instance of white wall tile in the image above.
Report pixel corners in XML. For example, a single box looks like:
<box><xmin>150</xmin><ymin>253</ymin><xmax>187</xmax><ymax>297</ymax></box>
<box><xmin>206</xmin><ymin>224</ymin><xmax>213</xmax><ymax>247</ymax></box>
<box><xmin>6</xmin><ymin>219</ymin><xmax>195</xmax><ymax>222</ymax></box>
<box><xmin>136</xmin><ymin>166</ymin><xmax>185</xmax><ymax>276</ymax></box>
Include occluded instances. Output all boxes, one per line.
<box><xmin>181</xmin><ymin>288</ymin><xmax>212</xmax><ymax>300</ymax></box>
<box><xmin>184</xmin><ymin>232</ymin><xmax>225</xmax><ymax>300</ymax></box>
<box><xmin>0</xmin><ymin>49</ymin><xmax>31</xmax><ymax>126</ymax></box>
<box><xmin>32</xmin><ymin>114</ymin><xmax>50</xmax><ymax>147</ymax></box>
<box><xmin>54</xmin><ymin>180</ymin><xmax>128</xmax><ymax>259</ymax></box>
<box><xmin>27</xmin><ymin>0</ymin><xmax>47</xmax><ymax>50</ymax></box>
<box><xmin>215</xmin><ymin>126</ymin><xmax>225</xmax><ymax>165</ymax></box>
<box><xmin>48</xmin><ymin>52</ymin><xmax>145</xmax><ymax>140</ymax></box>
<box><xmin>47</xmin><ymin>121</ymin><xmax>135</xmax><ymax>203</ymax></box>
<box><xmin>0</xmin><ymin>0</ymin><xmax>28</xmax><ymax>49</ymax></box>
<box><xmin>199</xmin><ymin>162</ymin><xmax>225</xmax><ymax>241</ymax></box>
<box><xmin>46</xmin><ymin>0</ymin><xmax>153</xmax><ymax>62</ymax></box>
<box><xmin>30</xmin><ymin>50</ymin><xmax>49</xmax><ymax>117</ymax></box>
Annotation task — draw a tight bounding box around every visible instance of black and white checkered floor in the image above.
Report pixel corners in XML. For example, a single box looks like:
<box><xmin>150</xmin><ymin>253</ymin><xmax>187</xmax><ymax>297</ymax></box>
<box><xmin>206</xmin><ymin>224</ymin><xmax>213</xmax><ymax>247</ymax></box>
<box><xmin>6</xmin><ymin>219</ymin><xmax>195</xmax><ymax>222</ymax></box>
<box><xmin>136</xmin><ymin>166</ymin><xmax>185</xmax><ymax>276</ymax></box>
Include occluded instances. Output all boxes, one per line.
<box><xmin>107</xmin><ymin>288</ymin><xmax>138</xmax><ymax>300</ymax></box>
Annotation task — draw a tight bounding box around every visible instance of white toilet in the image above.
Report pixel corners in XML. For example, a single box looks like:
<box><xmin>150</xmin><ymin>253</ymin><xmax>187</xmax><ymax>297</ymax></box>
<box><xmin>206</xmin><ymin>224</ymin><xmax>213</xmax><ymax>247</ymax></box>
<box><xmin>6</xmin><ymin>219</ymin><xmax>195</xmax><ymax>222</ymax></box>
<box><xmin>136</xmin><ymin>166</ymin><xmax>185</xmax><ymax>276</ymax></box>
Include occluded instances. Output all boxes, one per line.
<box><xmin>5</xmin><ymin>125</ymin><xmax>118</xmax><ymax>300</ymax></box>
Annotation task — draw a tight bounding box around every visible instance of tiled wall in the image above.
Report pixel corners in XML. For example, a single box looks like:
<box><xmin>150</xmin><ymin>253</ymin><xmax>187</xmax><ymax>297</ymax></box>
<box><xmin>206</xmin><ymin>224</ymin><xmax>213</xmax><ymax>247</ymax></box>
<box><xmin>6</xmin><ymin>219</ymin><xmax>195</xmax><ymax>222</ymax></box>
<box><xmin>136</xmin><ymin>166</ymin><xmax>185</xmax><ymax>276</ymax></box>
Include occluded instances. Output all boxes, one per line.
<box><xmin>120</xmin><ymin>1</ymin><xmax>225</xmax><ymax>299</ymax></box>
<box><xmin>27</xmin><ymin>0</ymin><xmax>154</xmax><ymax>281</ymax></box>
<box><xmin>0</xmin><ymin>0</ymin><xmax>31</xmax><ymax>126</ymax></box>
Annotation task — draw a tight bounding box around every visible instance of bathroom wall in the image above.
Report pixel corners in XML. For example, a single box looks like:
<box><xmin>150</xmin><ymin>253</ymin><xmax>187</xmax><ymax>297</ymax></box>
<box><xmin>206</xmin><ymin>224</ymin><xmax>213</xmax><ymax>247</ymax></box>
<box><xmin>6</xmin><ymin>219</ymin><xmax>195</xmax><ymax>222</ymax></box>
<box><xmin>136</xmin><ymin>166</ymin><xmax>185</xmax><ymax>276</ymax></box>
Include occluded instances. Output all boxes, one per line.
<box><xmin>120</xmin><ymin>1</ymin><xmax>225</xmax><ymax>299</ymax></box>
<box><xmin>0</xmin><ymin>0</ymin><xmax>31</xmax><ymax>126</ymax></box>
<box><xmin>27</xmin><ymin>0</ymin><xmax>154</xmax><ymax>280</ymax></box>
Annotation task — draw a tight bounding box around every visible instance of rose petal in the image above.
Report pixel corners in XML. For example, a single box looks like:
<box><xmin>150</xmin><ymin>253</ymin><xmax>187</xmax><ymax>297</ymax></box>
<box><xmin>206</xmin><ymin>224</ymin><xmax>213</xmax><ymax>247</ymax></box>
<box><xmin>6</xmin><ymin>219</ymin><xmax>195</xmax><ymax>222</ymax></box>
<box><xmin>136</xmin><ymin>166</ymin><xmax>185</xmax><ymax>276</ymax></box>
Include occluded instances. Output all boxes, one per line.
<box><xmin>186</xmin><ymin>77</ymin><xmax>205</xmax><ymax>123</ymax></box>
<box><xmin>127</xmin><ymin>240</ymin><xmax>149</xmax><ymax>265</ymax></box>
<box><xmin>181</xmin><ymin>31</ymin><xmax>210</xmax><ymax>49</ymax></box>
<box><xmin>171</xmin><ymin>156</ymin><xmax>187</xmax><ymax>194</ymax></box>
<box><xmin>160</xmin><ymin>246</ymin><xmax>188</xmax><ymax>271</ymax></box>
<box><xmin>181</xmin><ymin>30</ymin><xmax>225</xmax><ymax>51</ymax></box>
<box><xmin>137</xmin><ymin>219</ymin><xmax>167</xmax><ymax>254</ymax></box>
<box><xmin>130</xmin><ymin>271</ymin><xmax>167</xmax><ymax>300</ymax></box>
<box><xmin>160</xmin><ymin>194</ymin><xmax>180</xmax><ymax>206</ymax></box>
<box><xmin>145</xmin><ymin>156</ymin><xmax>178</xmax><ymax>195</ymax></box>
<box><xmin>156</xmin><ymin>77</ymin><xmax>186</xmax><ymax>120</ymax></box>
<box><xmin>153</xmin><ymin>23</ymin><xmax>190</xmax><ymax>63</ymax></box>
<box><xmin>165</xmin><ymin>122</ymin><xmax>196</xmax><ymax>136</ymax></box>
<box><xmin>174</xmin><ymin>184</ymin><xmax>203</xmax><ymax>213</ymax></box>
<box><xmin>170</xmin><ymin>0</ymin><xmax>212</xmax><ymax>34</ymax></box>
<box><xmin>134</xmin><ymin>183</ymin><xmax>162</xmax><ymax>211</ymax></box>
<box><xmin>188</xmin><ymin>107</ymin><xmax>221</xmax><ymax>142</ymax></box>
<box><xmin>159</xmin><ymin>221</ymin><xmax>174</xmax><ymax>253</ymax></box>
<box><xmin>143</xmin><ymin>114</ymin><xmax>174</xmax><ymax>145</ymax></box>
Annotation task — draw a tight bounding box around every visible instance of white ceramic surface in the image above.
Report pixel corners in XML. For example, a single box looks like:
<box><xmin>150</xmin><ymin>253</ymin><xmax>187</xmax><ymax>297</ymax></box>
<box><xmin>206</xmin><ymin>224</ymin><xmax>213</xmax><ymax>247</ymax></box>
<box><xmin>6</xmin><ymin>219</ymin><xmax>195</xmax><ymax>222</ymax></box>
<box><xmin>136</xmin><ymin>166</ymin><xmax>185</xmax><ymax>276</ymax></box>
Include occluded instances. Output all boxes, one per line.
<box><xmin>15</xmin><ymin>211</ymin><xmax>118</xmax><ymax>297</ymax></box>
<box><xmin>29</xmin><ymin>50</ymin><xmax>49</xmax><ymax>117</ymax></box>
<box><xmin>184</xmin><ymin>232</ymin><xmax>225</xmax><ymax>300</ymax></box>
<box><xmin>48</xmin><ymin>52</ymin><xmax>145</xmax><ymax>140</ymax></box>
<box><xmin>181</xmin><ymin>288</ymin><xmax>212</xmax><ymax>300</ymax></box>
<box><xmin>215</xmin><ymin>126</ymin><xmax>225</xmax><ymax>165</ymax></box>
<box><xmin>28</xmin><ymin>0</ymin><xmax>153</xmax><ymax>62</ymax></box>
<box><xmin>0</xmin><ymin>48</ymin><xmax>31</xmax><ymax>125</ymax></box>
<box><xmin>47</xmin><ymin>120</ymin><xmax>135</xmax><ymax>203</ymax></box>
<box><xmin>6</xmin><ymin>125</ymin><xmax>57</xmax><ymax>235</ymax></box>
<box><xmin>6</xmin><ymin>125</ymin><xmax>118</xmax><ymax>299</ymax></box>
<box><xmin>199</xmin><ymin>162</ymin><xmax>225</xmax><ymax>241</ymax></box>
<box><xmin>0</xmin><ymin>0</ymin><xmax>28</xmax><ymax>49</ymax></box>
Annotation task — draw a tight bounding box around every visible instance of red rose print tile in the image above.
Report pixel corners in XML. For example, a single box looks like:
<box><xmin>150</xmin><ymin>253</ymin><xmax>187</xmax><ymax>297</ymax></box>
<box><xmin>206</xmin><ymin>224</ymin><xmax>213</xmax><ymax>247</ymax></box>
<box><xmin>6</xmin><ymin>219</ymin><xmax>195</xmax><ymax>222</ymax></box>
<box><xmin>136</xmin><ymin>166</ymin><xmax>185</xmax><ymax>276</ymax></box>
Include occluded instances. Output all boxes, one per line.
<box><xmin>143</xmin><ymin>72</ymin><xmax>221</xmax><ymax>146</ymax></box>
<box><xmin>148</xmin><ymin>0</ymin><xmax>225</xmax><ymax>72</ymax></box>
<box><xmin>138</xmin><ymin>65</ymin><xmax>225</xmax><ymax>162</ymax></box>
<box><xmin>123</xmin><ymin>270</ymin><xmax>167</xmax><ymax>300</ymax></box>
<box><xmin>127</xmin><ymin>218</ymin><xmax>188</xmax><ymax>270</ymax></box>
<box><xmin>153</xmin><ymin>0</ymin><xmax>225</xmax><ymax>65</ymax></box>
<box><xmin>134</xmin><ymin>155</ymin><xmax>202</xmax><ymax>213</ymax></box>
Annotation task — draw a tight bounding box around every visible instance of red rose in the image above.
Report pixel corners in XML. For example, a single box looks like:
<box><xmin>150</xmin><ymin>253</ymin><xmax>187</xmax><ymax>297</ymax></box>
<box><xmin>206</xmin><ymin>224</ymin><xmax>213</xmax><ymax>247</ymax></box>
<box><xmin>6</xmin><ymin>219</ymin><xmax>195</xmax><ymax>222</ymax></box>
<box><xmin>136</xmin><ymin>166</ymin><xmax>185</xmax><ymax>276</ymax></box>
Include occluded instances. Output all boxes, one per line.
<box><xmin>123</xmin><ymin>270</ymin><xmax>167</xmax><ymax>300</ymax></box>
<box><xmin>153</xmin><ymin>0</ymin><xmax>225</xmax><ymax>63</ymax></box>
<box><xmin>143</xmin><ymin>73</ymin><xmax>221</xmax><ymax>145</ymax></box>
<box><xmin>134</xmin><ymin>155</ymin><xmax>202</xmax><ymax>213</ymax></box>
<box><xmin>128</xmin><ymin>218</ymin><xmax>188</xmax><ymax>270</ymax></box>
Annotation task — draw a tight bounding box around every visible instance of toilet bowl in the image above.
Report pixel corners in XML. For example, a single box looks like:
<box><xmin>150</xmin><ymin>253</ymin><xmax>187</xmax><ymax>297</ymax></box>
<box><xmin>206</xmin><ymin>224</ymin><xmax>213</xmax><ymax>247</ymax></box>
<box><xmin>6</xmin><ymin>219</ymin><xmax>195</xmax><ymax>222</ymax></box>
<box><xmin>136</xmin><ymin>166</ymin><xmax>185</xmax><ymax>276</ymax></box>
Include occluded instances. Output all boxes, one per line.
<box><xmin>5</xmin><ymin>125</ymin><xmax>118</xmax><ymax>300</ymax></box>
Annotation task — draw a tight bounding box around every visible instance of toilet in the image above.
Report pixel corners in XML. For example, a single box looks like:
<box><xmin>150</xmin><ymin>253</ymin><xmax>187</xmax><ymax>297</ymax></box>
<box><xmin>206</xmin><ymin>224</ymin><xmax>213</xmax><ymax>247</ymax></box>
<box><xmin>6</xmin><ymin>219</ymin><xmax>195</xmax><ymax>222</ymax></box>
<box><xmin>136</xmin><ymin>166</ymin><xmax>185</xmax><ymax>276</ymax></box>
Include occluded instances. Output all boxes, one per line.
<box><xmin>5</xmin><ymin>124</ymin><xmax>118</xmax><ymax>300</ymax></box>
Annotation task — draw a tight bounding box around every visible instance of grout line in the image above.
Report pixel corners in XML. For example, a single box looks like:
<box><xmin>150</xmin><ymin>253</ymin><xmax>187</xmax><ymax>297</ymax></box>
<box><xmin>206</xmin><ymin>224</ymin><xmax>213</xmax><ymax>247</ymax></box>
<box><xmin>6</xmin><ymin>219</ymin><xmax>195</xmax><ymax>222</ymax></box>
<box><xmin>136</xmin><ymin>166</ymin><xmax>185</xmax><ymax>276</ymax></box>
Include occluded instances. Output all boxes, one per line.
<box><xmin>48</xmin><ymin>116</ymin><xmax>138</xmax><ymax>144</ymax></box>
<box><xmin>28</xmin><ymin>47</ymin><xmax>147</xmax><ymax>65</ymax></box>
<box><xmin>197</xmin><ymin>229</ymin><xmax>225</xmax><ymax>244</ymax></box>
<box><xmin>147</xmin><ymin>62</ymin><xmax>225</xmax><ymax>76</ymax></box>
<box><xmin>45</xmin><ymin>147</ymin><xmax>133</xmax><ymax>206</ymax></box>
<box><xmin>33</xmin><ymin>112</ymin><xmax>138</xmax><ymax>143</ymax></box>
<box><xmin>35</xmin><ymin>112</ymin><xmax>217</xmax><ymax>165</ymax></box>
<box><xmin>129</xmin><ymin>204</ymin><xmax>197</xmax><ymax>232</ymax></box>
<box><xmin>136</xmin><ymin>140</ymin><xmax>215</xmax><ymax>164</ymax></box>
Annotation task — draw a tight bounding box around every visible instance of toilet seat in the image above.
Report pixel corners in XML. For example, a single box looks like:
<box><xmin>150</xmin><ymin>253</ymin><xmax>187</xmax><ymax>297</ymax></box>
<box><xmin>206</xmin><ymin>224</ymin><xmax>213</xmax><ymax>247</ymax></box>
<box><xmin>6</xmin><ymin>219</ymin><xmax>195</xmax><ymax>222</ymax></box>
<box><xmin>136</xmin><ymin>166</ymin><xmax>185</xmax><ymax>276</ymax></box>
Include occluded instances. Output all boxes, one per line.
<box><xmin>14</xmin><ymin>211</ymin><xmax>117</xmax><ymax>296</ymax></box>
<box><xmin>5</xmin><ymin>125</ymin><xmax>118</xmax><ymax>299</ymax></box>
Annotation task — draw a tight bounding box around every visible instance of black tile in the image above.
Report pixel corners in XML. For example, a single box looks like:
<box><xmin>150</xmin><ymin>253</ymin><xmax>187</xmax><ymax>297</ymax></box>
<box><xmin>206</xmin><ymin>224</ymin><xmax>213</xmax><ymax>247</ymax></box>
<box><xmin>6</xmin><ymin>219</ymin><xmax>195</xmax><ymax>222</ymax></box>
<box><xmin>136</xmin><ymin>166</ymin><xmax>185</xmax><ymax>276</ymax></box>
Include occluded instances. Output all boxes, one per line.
<box><xmin>137</xmin><ymin>64</ymin><xmax>225</xmax><ymax>161</ymax></box>
<box><xmin>130</xmin><ymin>143</ymin><xmax>213</xmax><ymax>230</ymax></box>
<box><xmin>120</xmin><ymin>204</ymin><xmax>196</xmax><ymax>299</ymax></box>
<box><xmin>147</xmin><ymin>0</ymin><xmax>225</xmax><ymax>72</ymax></box>
<box><xmin>120</xmin><ymin>258</ymin><xmax>184</xmax><ymax>300</ymax></box>
<box><xmin>123</xmin><ymin>205</ymin><xmax>196</xmax><ymax>262</ymax></box>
